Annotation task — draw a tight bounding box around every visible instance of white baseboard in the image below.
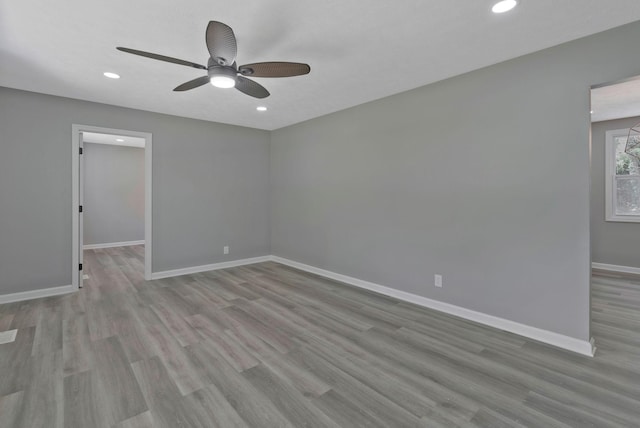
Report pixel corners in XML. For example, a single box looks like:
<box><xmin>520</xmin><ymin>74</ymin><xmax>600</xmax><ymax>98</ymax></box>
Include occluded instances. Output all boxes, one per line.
<box><xmin>271</xmin><ymin>256</ymin><xmax>596</xmax><ymax>357</ymax></box>
<box><xmin>592</xmin><ymin>262</ymin><xmax>640</xmax><ymax>275</ymax></box>
<box><xmin>0</xmin><ymin>254</ymin><xmax>596</xmax><ymax>356</ymax></box>
<box><xmin>151</xmin><ymin>256</ymin><xmax>272</xmax><ymax>280</ymax></box>
<box><xmin>84</xmin><ymin>240</ymin><xmax>145</xmax><ymax>250</ymax></box>
<box><xmin>0</xmin><ymin>284</ymin><xmax>76</xmax><ymax>304</ymax></box>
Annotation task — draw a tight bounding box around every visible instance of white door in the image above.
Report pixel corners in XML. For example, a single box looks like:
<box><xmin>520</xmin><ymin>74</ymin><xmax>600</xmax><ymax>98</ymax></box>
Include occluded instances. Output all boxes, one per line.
<box><xmin>78</xmin><ymin>131</ymin><xmax>85</xmax><ymax>288</ymax></box>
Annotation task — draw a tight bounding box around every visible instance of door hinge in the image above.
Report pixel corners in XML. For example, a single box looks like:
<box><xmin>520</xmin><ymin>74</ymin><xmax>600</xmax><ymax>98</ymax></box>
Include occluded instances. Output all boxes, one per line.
<box><xmin>79</xmin><ymin>263</ymin><xmax>83</xmax><ymax>271</ymax></box>
<box><xmin>79</xmin><ymin>147</ymin><xmax>83</xmax><ymax>155</ymax></box>
<box><xmin>79</xmin><ymin>205</ymin><xmax>83</xmax><ymax>213</ymax></box>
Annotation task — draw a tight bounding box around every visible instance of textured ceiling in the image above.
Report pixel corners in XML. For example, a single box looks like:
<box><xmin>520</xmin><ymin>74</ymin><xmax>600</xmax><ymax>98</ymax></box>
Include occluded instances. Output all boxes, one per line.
<box><xmin>2</xmin><ymin>1</ymin><xmax>640</xmax><ymax>130</ymax></box>
<box><xmin>592</xmin><ymin>78</ymin><xmax>640</xmax><ymax>123</ymax></box>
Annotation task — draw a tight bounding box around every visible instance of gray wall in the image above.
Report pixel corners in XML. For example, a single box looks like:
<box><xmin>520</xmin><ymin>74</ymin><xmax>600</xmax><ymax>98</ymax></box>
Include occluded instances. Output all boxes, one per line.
<box><xmin>0</xmin><ymin>87</ymin><xmax>270</xmax><ymax>294</ymax></box>
<box><xmin>271</xmin><ymin>21</ymin><xmax>640</xmax><ymax>341</ymax></box>
<box><xmin>4</xmin><ymin>22</ymin><xmax>640</xmax><ymax>342</ymax></box>
<box><xmin>591</xmin><ymin>116</ymin><xmax>640</xmax><ymax>268</ymax></box>
<box><xmin>83</xmin><ymin>143</ymin><xmax>145</xmax><ymax>246</ymax></box>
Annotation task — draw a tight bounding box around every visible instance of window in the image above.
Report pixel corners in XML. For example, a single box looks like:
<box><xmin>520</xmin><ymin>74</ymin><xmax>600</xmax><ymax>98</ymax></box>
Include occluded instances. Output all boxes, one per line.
<box><xmin>605</xmin><ymin>128</ymin><xmax>640</xmax><ymax>222</ymax></box>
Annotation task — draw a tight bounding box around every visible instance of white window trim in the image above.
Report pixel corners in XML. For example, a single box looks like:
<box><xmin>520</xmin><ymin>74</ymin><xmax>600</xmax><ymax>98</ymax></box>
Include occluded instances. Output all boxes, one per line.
<box><xmin>605</xmin><ymin>128</ymin><xmax>640</xmax><ymax>223</ymax></box>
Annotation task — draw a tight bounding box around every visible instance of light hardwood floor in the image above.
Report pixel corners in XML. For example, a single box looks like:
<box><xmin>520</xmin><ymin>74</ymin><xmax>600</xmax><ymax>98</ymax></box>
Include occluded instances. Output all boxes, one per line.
<box><xmin>0</xmin><ymin>245</ymin><xmax>639</xmax><ymax>427</ymax></box>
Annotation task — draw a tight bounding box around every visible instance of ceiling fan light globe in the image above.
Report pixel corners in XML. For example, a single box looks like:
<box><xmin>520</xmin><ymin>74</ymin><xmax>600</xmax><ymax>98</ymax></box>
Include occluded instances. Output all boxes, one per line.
<box><xmin>210</xmin><ymin>75</ymin><xmax>236</xmax><ymax>88</ymax></box>
<box><xmin>208</xmin><ymin>65</ymin><xmax>237</xmax><ymax>88</ymax></box>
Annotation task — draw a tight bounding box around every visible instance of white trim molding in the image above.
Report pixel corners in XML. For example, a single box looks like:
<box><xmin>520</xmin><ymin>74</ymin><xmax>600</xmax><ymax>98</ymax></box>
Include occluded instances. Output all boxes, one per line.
<box><xmin>84</xmin><ymin>240</ymin><xmax>145</xmax><ymax>250</ymax></box>
<box><xmin>0</xmin><ymin>284</ymin><xmax>75</xmax><ymax>304</ymax></box>
<box><xmin>592</xmin><ymin>262</ymin><xmax>640</xmax><ymax>275</ymax></box>
<box><xmin>151</xmin><ymin>256</ymin><xmax>272</xmax><ymax>280</ymax></box>
<box><xmin>271</xmin><ymin>256</ymin><xmax>596</xmax><ymax>357</ymax></box>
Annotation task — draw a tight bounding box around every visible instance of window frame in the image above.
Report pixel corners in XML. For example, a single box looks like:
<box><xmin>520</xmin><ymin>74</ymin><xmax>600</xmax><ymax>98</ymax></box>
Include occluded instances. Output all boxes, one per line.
<box><xmin>605</xmin><ymin>128</ymin><xmax>640</xmax><ymax>223</ymax></box>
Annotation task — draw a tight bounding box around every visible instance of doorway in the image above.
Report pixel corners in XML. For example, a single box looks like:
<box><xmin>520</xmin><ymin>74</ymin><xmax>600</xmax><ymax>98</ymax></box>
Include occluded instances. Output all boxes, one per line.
<box><xmin>589</xmin><ymin>76</ymin><xmax>640</xmax><ymax>356</ymax></box>
<box><xmin>590</xmin><ymin>77</ymin><xmax>640</xmax><ymax>272</ymax></box>
<box><xmin>72</xmin><ymin>125</ymin><xmax>152</xmax><ymax>289</ymax></box>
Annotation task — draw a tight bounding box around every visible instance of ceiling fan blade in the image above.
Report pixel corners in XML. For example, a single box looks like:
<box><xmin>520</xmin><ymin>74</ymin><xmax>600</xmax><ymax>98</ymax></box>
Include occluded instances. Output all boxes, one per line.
<box><xmin>206</xmin><ymin>21</ymin><xmax>237</xmax><ymax>66</ymax></box>
<box><xmin>117</xmin><ymin>47</ymin><xmax>206</xmax><ymax>70</ymax></box>
<box><xmin>239</xmin><ymin>62</ymin><xmax>310</xmax><ymax>77</ymax></box>
<box><xmin>173</xmin><ymin>76</ymin><xmax>211</xmax><ymax>91</ymax></box>
<box><xmin>235</xmin><ymin>76</ymin><xmax>270</xmax><ymax>98</ymax></box>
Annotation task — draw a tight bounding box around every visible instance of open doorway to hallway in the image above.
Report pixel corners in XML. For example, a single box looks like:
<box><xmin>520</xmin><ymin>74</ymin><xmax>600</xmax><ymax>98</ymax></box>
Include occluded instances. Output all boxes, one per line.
<box><xmin>72</xmin><ymin>125</ymin><xmax>152</xmax><ymax>289</ymax></box>
<box><xmin>83</xmin><ymin>133</ymin><xmax>146</xmax><ymax>289</ymax></box>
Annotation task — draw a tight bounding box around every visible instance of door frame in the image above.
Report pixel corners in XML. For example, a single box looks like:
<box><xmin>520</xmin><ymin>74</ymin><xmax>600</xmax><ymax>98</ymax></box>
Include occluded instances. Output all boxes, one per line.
<box><xmin>72</xmin><ymin>124</ymin><xmax>153</xmax><ymax>289</ymax></box>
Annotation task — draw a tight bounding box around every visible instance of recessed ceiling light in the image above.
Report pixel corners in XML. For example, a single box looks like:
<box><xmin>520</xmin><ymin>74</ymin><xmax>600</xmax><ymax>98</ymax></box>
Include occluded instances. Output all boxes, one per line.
<box><xmin>590</xmin><ymin>110</ymin><xmax>594</xmax><ymax>114</ymax></box>
<box><xmin>103</xmin><ymin>72</ymin><xmax>120</xmax><ymax>79</ymax></box>
<box><xmin>256</xmin><ymin>106</ymin><xmax>267</xmax><ymax>112</ymax></box>
<box><xmin>492</xmin><ymin>0</ymin><xmax>518</xmax><ymax>13</ymax></box>
<box><xmin>116</xmin><ymin>138</ymin><xmax>124</xmax><ymax>142</ymax></box>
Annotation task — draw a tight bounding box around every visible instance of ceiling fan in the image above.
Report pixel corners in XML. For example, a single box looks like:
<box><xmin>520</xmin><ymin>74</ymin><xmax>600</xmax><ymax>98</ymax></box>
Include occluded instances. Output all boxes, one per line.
<box><xmin>117</xmin><ymin>21</ymin><xmax>310</xmax><ymax>99</ymax></box>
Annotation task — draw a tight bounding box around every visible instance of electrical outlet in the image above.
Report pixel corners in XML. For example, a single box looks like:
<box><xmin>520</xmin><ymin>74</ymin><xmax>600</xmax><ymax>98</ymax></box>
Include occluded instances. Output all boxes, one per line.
<box><xmin>223</xmin><ymin>246</ymin><xmax>229</xmax><ymax>255</ymax></box>
<box><xmin>434</xmin><ymin>274</ymin><xmax>443</xmax><ymax>288</ymax></box>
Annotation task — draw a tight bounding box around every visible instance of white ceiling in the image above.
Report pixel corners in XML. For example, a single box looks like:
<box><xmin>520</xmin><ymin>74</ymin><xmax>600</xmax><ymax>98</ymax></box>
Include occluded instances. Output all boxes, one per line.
<box><xmin>592</xmin><ymin>78</ymin><xmax>640</xmax><ymax>122</ymax></box>
<box><xmin>2</xmin><ymin>1</ymin><xmax>640</xmax><ymax>131</ymax></box>
<box><xmin>83</xmin><ymin>132</ymin><xmax>145</xmax><ymax>148</ymax></box>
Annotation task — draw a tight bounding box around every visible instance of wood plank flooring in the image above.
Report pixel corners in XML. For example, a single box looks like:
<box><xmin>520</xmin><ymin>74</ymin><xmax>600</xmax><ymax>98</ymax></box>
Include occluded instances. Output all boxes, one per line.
<box><xmin>0</xmin><ymin>245</ymin><xmax>639</xmax><ymax>427</ymax></box>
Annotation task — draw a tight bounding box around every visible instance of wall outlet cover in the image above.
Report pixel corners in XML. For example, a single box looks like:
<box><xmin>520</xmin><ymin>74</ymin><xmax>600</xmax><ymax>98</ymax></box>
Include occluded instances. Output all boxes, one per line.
<box><xmin>435</xmin><ymin>274</ymin><xmax>443</xmax><ymax>288</ymax></box>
